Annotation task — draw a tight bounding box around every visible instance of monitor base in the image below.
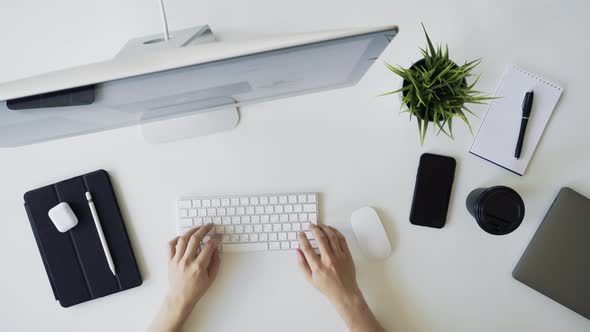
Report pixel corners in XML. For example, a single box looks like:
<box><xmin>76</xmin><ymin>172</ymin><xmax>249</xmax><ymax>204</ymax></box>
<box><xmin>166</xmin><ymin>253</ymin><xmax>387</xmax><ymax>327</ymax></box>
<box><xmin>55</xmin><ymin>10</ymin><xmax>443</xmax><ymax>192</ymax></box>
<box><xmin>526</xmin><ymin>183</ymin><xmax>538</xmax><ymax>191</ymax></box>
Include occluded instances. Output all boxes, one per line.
<box><xmin>140</xmin><ymin>107</ymin><xmax>239</xmax><ymax>143</ymax></box>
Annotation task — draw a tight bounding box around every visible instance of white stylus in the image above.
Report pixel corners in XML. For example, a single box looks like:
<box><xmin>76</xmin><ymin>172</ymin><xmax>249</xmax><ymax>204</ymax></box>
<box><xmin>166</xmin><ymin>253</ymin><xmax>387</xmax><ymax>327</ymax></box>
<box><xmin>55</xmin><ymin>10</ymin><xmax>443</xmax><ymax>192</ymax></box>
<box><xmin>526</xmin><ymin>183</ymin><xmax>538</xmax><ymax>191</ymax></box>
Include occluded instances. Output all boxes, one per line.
<box><xmin>86</xmin><ymin>192</ymin><xmax>116</xmax><ymax>276</ymax></box>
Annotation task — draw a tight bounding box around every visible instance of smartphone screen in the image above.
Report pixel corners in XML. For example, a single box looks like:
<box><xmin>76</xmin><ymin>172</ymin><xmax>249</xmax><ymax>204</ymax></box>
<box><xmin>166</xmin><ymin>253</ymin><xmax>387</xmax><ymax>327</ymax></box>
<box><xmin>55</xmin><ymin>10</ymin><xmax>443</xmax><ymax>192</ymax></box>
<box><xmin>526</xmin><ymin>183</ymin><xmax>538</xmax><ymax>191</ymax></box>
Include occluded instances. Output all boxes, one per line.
<box><xmin>409</xmin><ymin>153</ymin><xmax>456</xmax><ymax>228</ymax></box>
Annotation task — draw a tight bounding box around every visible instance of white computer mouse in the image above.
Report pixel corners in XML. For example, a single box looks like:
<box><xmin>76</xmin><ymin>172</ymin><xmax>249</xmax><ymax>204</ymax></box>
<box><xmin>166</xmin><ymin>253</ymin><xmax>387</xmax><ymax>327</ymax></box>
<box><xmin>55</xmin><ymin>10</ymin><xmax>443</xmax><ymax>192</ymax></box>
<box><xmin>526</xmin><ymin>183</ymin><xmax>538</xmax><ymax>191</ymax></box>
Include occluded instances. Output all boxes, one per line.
<box><xmin>48</xmin><ymin>202</ymin><xmax>78</xmax><ymax>233</ymax></box>
<box><xmin>350</xmin><ymin>207</ymin><xmax>392</xmax><ymax>260</ymax></box>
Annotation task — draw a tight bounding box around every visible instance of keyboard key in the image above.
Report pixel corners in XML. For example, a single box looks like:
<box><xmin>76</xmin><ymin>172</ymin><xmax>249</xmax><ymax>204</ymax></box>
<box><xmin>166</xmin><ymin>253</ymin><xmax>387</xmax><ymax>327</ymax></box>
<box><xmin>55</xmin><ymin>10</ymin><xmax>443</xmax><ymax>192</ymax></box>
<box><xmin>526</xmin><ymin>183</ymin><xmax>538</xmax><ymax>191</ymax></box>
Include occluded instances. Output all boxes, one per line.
<box><xmin>260</xmin><ymin>197</ymin><xmax>269</xmax><ymax>205</ymax></box>
<box><xmin>207</xmin><ymin>208</ymin><xmax>217</xmax><ymax>216</ymax></box>
<box><xmin>241</xmin><ymin>216</ymin><xmax>251</xmax><ymax>224</ymax></box>
<box><xmin>288</xmin><ymin>195</ymin><xmax>297</xmax><ymax>203</ymax></box>
<box><xmin>269</xmin><ymin>242</ymin><xmax>281</xmax><ymax>250</ymax></box>
<box><xmin>302</xmin><ymin>223</ymin><xmax>311</xmax><ymax>230</ymax></box>
<box><xmin>245</xmin><ymin>206</ymin><xmax>254</xmax><ymax>214</ymax></box>
<box><xmin>270</xmin><ymin>215</ymin><xmax>279</xmax><ymax>223</ymax></box>
<box><xmin>269</xmin><ymin>233</ymin><xmax>278</xmax><ymax>241</ymax></box>
<box><xmin>255</xmin><ymin>206</ymin><xmax>264</xmax><ymax>214</ymax></box>
<box><xmin>289</xmin><ymin>214</ymin><xmax>298</xmax><ymax>222</ymax></box>
<box><xmin>232</xmin><ymin>216</ymin><xmax>241</xmax><ymax>224</ymax></box>
<box><xmin>203</xmin><ymin>217</ymin><xmax>212</xmax><ymax>224</ymax></box>
<box><xmin>245</xmin><ymin>225</ymin><xmax>253</xmax><ymax>233</ymax></box>
<box><xmin>223</xmin><ymin>242</ymin><xmax>269</xmax><ymax>252</ymax></box>
<box><xmin>292</xmin><ymin>223</ymin><xmax>301</xmax><ymax>231</ymax></box>
<box><xmin>264</xmin><ymin>224</ymin><xmax>272</xmax><ymax>232</ymax></box>
<box><xmin>217</xmin><ymin>208</ymin><xmax>226</xmax><ymax>216</ymax></box>
<box><xmin>237</xmin><ymin>207</ymin><xmax>245</xmax><ymax>215</ymax></box>
<box><xmin>198</xmin><ymin>208</ymin><xmax>206</xmax><ymax>217</ymax></box>
<box><xmin>281</xmin><ymin>241</ymin><xmax>290</xmax><ymax>249</ymax></box>
<box><xmin>225</xmin><ymin>226</ymin><xmax>235</xmax><ymax>233</ymax></box>
<box><xmin>240</xmin><ymin>197</ymin><xmax>249</xmax><ymax>205</ymax></box>
<box><xmin>250</xmin><ymin>233</ymin><xmax>259</xmax><ymax>242</ymax></box>
<box><xmin>213</xmin><ymin>217</ymin><xmax>222</xmax><ymax>225</ymax></box>
<box><xmin>222</xmin><ymin>235</ymin><xmax>230</xmax><ymax>243</ymax></box>
<box><xmin>254</xmin><ymin>225</ymin><xmax>263</xmax><ymax>233</ymax></box>
<box><xmin>265</xmin><ymin>206</ymin><xmax>274</xmax><ymax>214</ymax></box>
<box><xmin>192</xmin><ymin>199</ymin><xmax>202</xmax><ymax>207</ymax></box>
<box><xmin>297</xmin><ymin>195</ymin><xmax>307</xmax><ymax>203</ymax></box>
<box><xmin>221</xmin><ymin>198</ymin><xmax>230</xmax><ymax>206</ymax></box>
<box><xmin>294</xmin><ymin>204</ymin><xmax>303</xmax><ymax>213</ymax></box>
<box><xmin>179</xmin><ymin>209</ymin><xmax>188</xmax><ymax>217</ymax></box>
<box><xmin>290</xmin><ymin>241</ymin><xmax>300</xmax><ymax>249</ymax></box>
<box><xmin>309</xmin><ymin>214</ymin><xmax>317</xmax><ymax>223</ymax></box>
<box><xmin>215</xmin><ymin>226</ymin><xmax>225</xmax><ymax>234</ymax></box>
<box><xmin>188</xmin><ymin>209</ymin><xmax>197</xmax><ymax>217</ymax></box>
<box><xmin>273</xmin><ymin>224</ymin><xmax>282</xmax><ymax>232</ymax></box>
<box><xmin>251</xmin><ymin>197</ymin><xmax>259</xmax><ymax>205</ymax></box>
<box><xmin>280</xmin><ymin>214</ymin><xmax>289</xmax><ymax>222</ymax></box>
<box><xmin>231</xmin><ymin>198</ymin><xmax>240</xmax><ymax>206</ymax></box>
<box><xmin>279</xmin><ymin>196</ymin><xmax>288</xmax><ymax>204</ymax></box>
<box><xmin>231</xmin><ymin>235</ymin><xmax>240</xmax><ymax>243</ymax></box>
<box><xmin>309</xmin><ymin>240</ymin><xmax>319</xmax><ymax>248</ymax></box>
<box><xmin>179</xmin><ymin>218</ymin><xmax>192</xmax><ymax>227</ymax></box>
<box><xmin>299</xmin><ymin>213</ymin><xmax>308</xmax><ymax>222</ymax></box>
<box><xmin>222</xmin><ymin>217</ymin><xmax>231</xmax><ymax>225</ymax></box>
<box><xmin>178</xmin><ymin>200</ymin><xmax>192</xmax><ymax>209</ymax></box>
<box><xmin>284</xmin><ymin>205</ymin><xmax>293</xmax><ymax>213</ymax></box>
<box><xmin>212</xmin><ymin>199</ymin><xmax>221</xmax><ymax>207</ymax></box>
<box><xmin>308</xmin><ymin>195</ymin><xmax>317</xmax><ymax>203</ymax></box>
<box><xmin>235</xmin><ymin>225</ymin><xmax>244</xmax><ymax>233</ymax></box>
<box><xmin>275</xmin><ymin>205</ymin><xmax>284</xmax><ymax>213</ymax></box>
<box><xmin>303</xmin><ymin>204</ymin><xmax>316</xmax><ymax>212</ymax></box>
<box><xmin>202</xmin><ymin>199</ymin><xmax>211</xmax><ymax>207</ymax></box>
<box><xmin>195</xmin><ymin>218</ymin><xmax>203</xmax><ymax>226</ymax></box>
<box><xmin>228</xmin><ymin>207</ymin><xmax>236</xmax><ymax>215</ymax></box>
<box><xmin>283</xmin><ymin>223</ymin><xmax>292</xmax><ymax>231</ymax></box>
<box><xmin>278</xmin><ymin>232</ymin><xmax>287</xmax><ymax>241</ymax></box>
<box><xmin>240</xmin><ymin>234</ymin><xmax>249</xmax><ymax>242</ymax></box>
<box><xmin>252</xmin><ymin>215</ymin><xmax>260</xmax><ymax>223</ymax></box>
<box><xmin>288</xmin><ymin>232</ymin><xmax>297</xmax><ymax>240</ymax></box>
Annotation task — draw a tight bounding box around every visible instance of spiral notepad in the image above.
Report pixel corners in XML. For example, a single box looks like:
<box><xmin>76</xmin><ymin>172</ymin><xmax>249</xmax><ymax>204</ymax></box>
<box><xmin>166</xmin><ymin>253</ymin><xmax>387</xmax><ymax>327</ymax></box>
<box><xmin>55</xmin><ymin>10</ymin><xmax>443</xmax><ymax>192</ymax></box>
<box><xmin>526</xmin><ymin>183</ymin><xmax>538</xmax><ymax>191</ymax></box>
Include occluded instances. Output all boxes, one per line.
<box><xmin>470</xmin><ymin>65</ymin><xmax>563</xmax><ymax>175</ymax></box>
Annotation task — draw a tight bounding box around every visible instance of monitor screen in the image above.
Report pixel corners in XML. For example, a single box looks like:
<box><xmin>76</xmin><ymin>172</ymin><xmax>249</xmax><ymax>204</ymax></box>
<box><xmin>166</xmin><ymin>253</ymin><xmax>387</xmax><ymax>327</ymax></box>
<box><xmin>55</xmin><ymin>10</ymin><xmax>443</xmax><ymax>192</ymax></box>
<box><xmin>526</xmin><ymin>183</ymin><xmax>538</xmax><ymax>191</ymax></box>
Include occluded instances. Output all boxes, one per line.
<box><xmin>0</xmin><ymin>29</ymin><xmax>396</xmax><ymax>146</ymax></box>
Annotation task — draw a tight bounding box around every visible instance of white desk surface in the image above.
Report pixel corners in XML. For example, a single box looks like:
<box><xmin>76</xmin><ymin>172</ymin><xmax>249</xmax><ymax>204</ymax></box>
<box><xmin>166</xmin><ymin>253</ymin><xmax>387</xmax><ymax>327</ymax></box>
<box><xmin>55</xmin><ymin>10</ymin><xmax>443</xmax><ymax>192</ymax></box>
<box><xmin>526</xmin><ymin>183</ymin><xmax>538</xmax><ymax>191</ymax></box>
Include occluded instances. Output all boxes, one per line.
<box><xmin>1</xmin><ymin>0</ymin><xmax>589</xmax><ymax>331</ymax></box>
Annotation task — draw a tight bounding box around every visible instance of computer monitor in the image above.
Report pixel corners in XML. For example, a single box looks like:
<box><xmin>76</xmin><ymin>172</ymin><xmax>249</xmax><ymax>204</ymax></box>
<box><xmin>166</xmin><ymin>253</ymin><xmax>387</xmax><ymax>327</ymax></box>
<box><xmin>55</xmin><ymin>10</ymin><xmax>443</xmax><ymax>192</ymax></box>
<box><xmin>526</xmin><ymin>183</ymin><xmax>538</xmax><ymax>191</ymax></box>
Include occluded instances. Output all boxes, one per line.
<box><xmin>0</xmin><ymin>26</ymin><xmax>398</xmax><ymax>147</ymax></box>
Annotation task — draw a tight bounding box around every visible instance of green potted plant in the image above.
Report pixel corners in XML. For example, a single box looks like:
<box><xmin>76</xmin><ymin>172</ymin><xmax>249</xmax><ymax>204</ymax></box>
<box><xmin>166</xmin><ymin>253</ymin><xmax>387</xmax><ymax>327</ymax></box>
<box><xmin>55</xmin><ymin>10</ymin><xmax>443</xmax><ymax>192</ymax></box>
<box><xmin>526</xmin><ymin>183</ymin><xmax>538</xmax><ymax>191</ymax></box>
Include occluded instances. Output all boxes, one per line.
<box><xmin>382</xmin><ymin>24</ymin><xmax>494</xmax><ymax>145</ymax></box>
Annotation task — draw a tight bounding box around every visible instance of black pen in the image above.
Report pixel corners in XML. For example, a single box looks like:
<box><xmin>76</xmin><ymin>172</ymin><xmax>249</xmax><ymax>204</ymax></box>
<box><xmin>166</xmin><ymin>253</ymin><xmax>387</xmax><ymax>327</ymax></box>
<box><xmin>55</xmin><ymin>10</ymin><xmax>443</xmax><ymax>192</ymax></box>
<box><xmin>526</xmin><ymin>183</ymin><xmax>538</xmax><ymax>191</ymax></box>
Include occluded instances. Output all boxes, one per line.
<box><xmin>515</xmin><ymin>90</ymin><xmax>534</xmax><ymax>159</ymax></box>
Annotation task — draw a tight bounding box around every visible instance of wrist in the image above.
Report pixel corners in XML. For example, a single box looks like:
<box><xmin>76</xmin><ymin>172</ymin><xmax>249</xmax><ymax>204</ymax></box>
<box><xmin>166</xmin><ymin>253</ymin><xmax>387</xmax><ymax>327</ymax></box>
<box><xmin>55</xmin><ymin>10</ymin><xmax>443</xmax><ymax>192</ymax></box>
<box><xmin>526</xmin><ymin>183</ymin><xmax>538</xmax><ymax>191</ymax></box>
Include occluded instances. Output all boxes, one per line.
<box><xmin>332</xmin><ymin>289</ymin><xmax>381</xmax><ymax>332</ymax></box>
<box><xmin>161</xmin><ymin>293</ymin><xmax>195</xmax><ymax>328</ymax></box>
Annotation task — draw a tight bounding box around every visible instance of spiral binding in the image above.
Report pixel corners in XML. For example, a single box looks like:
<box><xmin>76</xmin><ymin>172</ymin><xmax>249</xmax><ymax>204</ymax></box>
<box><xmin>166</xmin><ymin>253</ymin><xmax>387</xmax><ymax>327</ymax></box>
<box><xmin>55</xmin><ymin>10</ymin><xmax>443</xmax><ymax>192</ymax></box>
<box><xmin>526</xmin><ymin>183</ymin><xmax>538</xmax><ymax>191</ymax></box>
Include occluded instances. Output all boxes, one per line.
<box><xmin>511</xmin><ymin>65</ymin><xmax>562</xmax><ymax>91</ymax></box>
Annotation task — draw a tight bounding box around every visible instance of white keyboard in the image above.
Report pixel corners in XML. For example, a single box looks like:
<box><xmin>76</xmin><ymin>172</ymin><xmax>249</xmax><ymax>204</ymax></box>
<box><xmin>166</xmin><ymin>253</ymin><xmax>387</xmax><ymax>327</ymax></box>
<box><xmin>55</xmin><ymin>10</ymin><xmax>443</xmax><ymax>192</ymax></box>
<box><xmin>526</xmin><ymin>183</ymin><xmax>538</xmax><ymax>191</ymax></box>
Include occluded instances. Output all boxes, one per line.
<box><xmin>177</xmin><ymin>193</ymin><xmax>319</xmax><ymax>252</ymax></box>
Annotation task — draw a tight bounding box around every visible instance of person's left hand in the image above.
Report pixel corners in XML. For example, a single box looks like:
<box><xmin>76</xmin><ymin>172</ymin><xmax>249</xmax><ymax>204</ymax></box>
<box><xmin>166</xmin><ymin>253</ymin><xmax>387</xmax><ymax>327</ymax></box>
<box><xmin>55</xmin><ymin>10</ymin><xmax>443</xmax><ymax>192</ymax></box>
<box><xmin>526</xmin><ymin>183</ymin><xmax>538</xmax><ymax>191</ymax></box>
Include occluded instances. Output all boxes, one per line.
<box><xmin>167</xmin><ymin>224</ymin><xmax>221</xmax><ymax>311</ymax></box>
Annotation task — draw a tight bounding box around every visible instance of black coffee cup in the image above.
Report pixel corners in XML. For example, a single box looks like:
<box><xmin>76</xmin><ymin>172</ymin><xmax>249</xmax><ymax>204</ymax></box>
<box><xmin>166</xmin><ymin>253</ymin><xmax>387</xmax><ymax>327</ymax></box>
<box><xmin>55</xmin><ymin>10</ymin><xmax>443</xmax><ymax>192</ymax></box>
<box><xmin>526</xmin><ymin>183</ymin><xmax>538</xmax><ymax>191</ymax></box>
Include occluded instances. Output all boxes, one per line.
<box><xmin>466</xmin><ymin>186</ymin><xmax>525</xmax><ymax>235</ymax></box>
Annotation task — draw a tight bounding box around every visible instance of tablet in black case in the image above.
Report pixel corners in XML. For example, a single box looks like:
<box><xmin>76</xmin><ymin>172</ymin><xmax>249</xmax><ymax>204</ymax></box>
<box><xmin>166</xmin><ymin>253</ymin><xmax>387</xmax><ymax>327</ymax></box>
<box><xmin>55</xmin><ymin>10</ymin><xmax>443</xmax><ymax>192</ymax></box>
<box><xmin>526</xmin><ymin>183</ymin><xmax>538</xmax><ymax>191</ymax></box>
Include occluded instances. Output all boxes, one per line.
<box><xmin>24</xmin><ymin>169</ymin><xmax>142</xmax><ymax>307</ymax></box>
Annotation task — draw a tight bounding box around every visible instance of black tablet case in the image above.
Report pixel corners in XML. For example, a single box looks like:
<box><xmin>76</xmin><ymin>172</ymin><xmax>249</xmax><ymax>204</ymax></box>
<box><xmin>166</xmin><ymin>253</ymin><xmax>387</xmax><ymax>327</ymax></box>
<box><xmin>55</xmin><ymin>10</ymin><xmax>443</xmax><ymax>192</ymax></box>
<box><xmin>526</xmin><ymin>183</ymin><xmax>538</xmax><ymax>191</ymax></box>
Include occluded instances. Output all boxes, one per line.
<box><xmin>24</xmin><ymin>169</ymin><xmax>142</xmax><ymax>307</ymax></box>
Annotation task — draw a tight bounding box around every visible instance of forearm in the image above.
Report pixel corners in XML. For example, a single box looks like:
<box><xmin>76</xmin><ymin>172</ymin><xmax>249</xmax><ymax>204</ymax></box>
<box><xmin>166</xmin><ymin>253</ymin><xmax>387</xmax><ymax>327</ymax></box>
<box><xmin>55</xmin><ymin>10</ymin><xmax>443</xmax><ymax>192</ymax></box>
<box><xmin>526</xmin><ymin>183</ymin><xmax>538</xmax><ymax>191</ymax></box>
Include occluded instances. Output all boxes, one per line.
<box><xmin>333</xmin><ymin>289</ymin><xmax>385</xmax><ymax>332</ymax></box>
<box><xmin>149</xmin><ymin>295</ymin><xmax>193</xmax><ymax>332</ymax></box>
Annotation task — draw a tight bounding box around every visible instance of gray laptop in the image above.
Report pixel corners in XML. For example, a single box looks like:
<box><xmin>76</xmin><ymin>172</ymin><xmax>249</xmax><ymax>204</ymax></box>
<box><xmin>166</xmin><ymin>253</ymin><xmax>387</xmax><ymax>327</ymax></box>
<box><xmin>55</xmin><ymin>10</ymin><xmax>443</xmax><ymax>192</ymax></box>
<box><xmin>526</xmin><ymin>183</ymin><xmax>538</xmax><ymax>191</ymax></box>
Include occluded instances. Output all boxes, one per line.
<box><xmin>513</xmin><ymin>187</ymin><xmax>590</xmax><ymax>319</ymax></box>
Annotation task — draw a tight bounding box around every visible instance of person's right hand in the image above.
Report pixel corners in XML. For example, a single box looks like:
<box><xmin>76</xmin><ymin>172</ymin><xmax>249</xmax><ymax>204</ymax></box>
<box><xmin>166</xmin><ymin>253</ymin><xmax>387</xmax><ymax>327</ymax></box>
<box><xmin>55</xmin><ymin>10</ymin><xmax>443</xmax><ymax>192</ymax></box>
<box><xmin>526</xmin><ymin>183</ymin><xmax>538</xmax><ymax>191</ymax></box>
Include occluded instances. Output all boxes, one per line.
<box><xmin>297</xmin><ymin>224</ymin><xmax>384</xmax><ymax>332</ymax></box>
<box><xmin>296</xmin><ymin>224</ymin><xmax>360</xmax><ymax>305</ymax></box>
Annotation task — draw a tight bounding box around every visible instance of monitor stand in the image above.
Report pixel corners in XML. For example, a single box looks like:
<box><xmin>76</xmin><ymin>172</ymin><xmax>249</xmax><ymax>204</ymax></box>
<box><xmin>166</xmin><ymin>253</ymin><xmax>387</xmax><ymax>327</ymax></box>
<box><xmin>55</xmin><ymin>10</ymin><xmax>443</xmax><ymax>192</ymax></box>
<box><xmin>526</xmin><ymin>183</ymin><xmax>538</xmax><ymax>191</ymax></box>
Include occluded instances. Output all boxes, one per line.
<box><xmin>118</xmin><ymin>22</ymin><xmax>240</xmax><ymax>143</ymax></box>
<box><xmin>141</xmin><ymin>105</ymin><xmax>240</xmax><ymax>143</ymax></box>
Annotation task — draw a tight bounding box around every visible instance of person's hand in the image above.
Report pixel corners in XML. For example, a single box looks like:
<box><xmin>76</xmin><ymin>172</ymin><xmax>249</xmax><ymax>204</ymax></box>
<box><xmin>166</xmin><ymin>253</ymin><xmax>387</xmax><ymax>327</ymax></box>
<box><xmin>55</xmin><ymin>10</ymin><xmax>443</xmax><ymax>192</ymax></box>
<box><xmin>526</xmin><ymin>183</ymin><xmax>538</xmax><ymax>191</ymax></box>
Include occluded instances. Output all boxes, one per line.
<box><xmin>166</xmin><ymin>224</ymin><xmax>221</xmax><ymax>309</ymax></box>
<box><xmin>149</xmin><ymin>224</ymin><xmax>221</xmax><ymax>332</ymax></box>
<box><xmin>297</xmin><ymin>224</ymin><xmax>384</xmax><ymax>332</ymax></box>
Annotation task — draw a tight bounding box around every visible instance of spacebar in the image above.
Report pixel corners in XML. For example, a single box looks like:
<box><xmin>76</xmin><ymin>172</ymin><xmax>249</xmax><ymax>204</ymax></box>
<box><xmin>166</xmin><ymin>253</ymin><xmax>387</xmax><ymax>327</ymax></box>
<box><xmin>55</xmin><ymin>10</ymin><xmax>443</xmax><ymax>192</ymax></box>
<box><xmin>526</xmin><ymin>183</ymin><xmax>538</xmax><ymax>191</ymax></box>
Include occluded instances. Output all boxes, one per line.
<box><xmin>222</xmin><ymin>242</ymin><xmax>269</xmax><ymax>252</ymax></box>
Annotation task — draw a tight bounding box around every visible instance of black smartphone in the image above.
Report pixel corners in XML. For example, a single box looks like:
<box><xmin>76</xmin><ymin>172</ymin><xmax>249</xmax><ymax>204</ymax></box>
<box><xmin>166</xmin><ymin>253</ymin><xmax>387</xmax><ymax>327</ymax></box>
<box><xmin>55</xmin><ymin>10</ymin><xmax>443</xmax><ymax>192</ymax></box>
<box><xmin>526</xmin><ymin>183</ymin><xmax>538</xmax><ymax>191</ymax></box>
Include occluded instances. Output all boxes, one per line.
<box><xmin>409</xmin><ymin>153</ymin><xmax>456</xmax><ymax>228</ymax></box>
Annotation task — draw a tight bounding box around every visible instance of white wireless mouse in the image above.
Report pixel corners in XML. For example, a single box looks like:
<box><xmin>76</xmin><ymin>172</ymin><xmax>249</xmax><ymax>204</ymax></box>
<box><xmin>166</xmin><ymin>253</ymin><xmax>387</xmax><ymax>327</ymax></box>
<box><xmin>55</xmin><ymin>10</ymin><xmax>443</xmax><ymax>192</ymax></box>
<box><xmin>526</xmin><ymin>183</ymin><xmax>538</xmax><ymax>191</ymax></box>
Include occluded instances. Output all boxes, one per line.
<box><xmin>350</xmin><ymin>207</ymin><xmax>392</xmax><ymax>260</ymax></box>
<box><xmin>48</xmin><ymin>202</ymin><xmax>78</xmax><ymax>233</ymax></box>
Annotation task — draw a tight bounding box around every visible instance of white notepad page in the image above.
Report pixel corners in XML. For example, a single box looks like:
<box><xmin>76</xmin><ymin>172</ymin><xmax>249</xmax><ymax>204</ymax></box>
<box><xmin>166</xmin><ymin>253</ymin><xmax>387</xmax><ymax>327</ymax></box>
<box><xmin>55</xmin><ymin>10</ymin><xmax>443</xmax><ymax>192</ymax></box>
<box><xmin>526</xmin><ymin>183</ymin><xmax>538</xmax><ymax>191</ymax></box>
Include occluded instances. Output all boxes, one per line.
<box><xmin>470</xmin><ymin>65</ymin><xmax>563</xmax><ymax>175</ymax></box>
